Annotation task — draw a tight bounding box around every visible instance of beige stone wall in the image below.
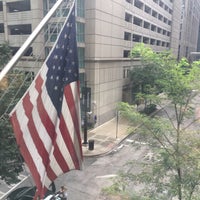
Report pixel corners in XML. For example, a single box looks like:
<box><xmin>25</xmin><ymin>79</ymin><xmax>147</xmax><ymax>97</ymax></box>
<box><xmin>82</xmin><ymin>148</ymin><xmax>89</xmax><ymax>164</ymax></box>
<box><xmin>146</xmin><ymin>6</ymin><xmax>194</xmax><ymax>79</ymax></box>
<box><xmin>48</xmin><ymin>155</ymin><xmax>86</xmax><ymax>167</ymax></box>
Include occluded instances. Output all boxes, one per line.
<box><xmin>85</xmin><ymin>0</ymin><xmax>179</xmax><ymax>125</ymax></box>
<box><xmin>169</xmin><ymin>0</ymin><xmax>182</xmax><ymax>57</ymax></box>
<box><xmin>178</xmin><ymin>0</ymin><xmax>200</xmax><ymax>59</ymax></box>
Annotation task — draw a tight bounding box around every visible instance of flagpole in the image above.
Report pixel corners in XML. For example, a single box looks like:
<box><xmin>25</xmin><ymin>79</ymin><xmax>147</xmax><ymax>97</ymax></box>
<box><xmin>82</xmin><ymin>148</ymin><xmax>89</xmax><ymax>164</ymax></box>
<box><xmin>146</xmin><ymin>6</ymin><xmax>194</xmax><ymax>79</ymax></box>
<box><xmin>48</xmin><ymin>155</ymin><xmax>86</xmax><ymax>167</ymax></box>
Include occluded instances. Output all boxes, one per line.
<box><xmin>0</xmin><ymin>0</ymin><xmax>66</xmax><ymax>82</ymax></box>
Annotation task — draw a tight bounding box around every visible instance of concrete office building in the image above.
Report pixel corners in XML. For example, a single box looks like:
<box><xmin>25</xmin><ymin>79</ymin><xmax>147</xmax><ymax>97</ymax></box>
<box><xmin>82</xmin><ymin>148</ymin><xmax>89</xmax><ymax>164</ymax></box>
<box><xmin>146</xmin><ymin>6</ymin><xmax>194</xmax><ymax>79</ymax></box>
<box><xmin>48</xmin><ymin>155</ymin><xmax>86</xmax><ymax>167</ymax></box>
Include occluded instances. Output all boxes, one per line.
<box><xmin>0</xmin><ymin>0</ymin><xmax>195</xmax><ymax>126</ymax></box>
<box><xmin>179</xmin><ymin>0</ymin><xmax>200</xmax><ymax>60</ymax></box>
<box><xmin>0</xmin><ymin>0</ymin><xmax>44</xmax><ymax>71</ymax></box>
<box><xmin>84</xmin><ymin>0</ymin><xmax>182</xmax><ymax>124</ymax></box>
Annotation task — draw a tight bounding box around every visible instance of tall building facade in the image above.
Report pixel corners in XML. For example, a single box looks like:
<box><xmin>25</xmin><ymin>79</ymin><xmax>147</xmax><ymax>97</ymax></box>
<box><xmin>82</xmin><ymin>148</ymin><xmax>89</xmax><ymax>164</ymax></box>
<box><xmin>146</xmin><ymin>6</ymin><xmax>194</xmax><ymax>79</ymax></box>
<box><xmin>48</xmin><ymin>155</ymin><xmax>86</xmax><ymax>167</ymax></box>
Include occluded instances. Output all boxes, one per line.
<box><xmin>0</xmin><ymin>0</ymin><xmax>44</xmax><ymax>71</ymax></box>
<box><xmin>178</xmin><ymin>0</ymin><xmax>200</xmax><ymax>60</ymax></box>
<box><xmin>84</xmin><ymin>0</ymin><xmax>182</xmax><ymax>124</ymax></box>
<box><xmin>1</xmin><ymin>0</ymin><xmax>199</xmax><ymax>126</ymax></box>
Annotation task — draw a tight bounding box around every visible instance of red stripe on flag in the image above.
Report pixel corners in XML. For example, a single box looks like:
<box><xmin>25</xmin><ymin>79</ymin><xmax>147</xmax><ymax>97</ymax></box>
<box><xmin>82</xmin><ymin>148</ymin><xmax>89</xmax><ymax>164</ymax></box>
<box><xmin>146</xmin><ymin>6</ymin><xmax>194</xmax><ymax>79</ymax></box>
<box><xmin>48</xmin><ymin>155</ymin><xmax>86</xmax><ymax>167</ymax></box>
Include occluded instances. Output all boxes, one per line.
<box><xmin>10</xmin><ymin>112</ymin><xmax>42</xmax><ymax>193</ymax></box>
<box><xmin>23</xmin><ymin>93</ymin><xmax>50</xmax><ymax>167</ymax></box>
<box><xmin>65</xmin><ymin>84</ymin><xmax>82</xmax><ymax>151</ymax></box>
<box><xmin>59</xmin><ymin>114</ymin><xmax>80</xmax><ymax>169</ymax></box>
<box><xmin>35</xmin><ymin>75</ymin><xmax>70</xmax><ymax>174</ymax></box>
<box><xmin>35</xmin><ymin>75</ymin><xmax>56</xmax><ymax>141</ymax></box>
<box><xmin>22</xmin><ymin>91</ymin><xmax>57</xmax><ymax>182</ymax></box>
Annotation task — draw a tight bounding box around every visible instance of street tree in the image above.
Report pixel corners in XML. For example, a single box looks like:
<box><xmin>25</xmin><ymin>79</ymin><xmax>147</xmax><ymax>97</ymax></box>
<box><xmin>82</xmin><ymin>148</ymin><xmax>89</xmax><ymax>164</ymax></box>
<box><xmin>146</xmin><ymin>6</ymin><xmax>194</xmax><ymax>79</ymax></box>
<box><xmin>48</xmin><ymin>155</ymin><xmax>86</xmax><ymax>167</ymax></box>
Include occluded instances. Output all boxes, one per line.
<box><xmin>104</xmin><ymin>44</ymin><xmax>200</xmax><ymax>200</ymax></box>
<box><xmin>129</xmin><ymin>43</ymin><xmax>176</xmax><ymax>113</ymax></box>
<box><xmin>0</xmin><ymin>44</ymin><xmax>33</xmax><ymax>184</ymax></box>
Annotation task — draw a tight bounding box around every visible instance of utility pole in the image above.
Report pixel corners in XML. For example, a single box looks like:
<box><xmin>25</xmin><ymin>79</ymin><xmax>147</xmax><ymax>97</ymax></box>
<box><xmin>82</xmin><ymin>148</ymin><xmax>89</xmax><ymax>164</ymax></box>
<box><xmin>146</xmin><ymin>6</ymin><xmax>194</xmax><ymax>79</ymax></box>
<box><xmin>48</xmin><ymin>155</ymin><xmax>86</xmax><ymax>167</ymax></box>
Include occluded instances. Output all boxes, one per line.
<box><xmin>82</xmin><ymin>80</ymin><xmax>88</xmax><ymax>144</ymax></box>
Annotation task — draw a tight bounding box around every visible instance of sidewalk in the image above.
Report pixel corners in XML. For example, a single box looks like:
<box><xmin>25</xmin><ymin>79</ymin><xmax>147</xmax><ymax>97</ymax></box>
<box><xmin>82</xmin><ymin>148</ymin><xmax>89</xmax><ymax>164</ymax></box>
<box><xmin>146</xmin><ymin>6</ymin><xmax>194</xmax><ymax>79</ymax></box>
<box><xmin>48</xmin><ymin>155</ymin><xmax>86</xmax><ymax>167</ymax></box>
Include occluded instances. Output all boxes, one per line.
<box><xmin>82</xmin><ymin>117</ymin><xmax>131</xmax><ymax>157</ymax></box>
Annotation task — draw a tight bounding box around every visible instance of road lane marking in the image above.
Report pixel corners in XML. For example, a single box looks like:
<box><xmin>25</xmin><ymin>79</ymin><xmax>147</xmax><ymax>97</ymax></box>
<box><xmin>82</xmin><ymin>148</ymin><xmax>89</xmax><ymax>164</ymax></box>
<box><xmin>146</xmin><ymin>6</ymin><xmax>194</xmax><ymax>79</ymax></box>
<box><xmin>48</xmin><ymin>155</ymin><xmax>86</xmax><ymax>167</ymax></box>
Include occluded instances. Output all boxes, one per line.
<box><xmin>96</xmin><ymin>174</ymin><xmax>117</xmax><ymax>179</ymax></box>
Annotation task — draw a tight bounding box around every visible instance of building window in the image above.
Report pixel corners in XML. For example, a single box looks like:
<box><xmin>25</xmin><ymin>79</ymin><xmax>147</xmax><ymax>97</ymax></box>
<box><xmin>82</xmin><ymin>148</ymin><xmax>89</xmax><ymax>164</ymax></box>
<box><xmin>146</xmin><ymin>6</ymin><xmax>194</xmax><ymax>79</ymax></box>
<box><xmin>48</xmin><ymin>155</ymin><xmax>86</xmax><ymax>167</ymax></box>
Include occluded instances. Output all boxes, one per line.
<box><xmin>158</xmin><ymin>14</ymin><xmax>163</xmax><ymax>21</ymax></box>
<box><xmin>124</xmin><ymin>32</ymin><xmax>131</xmax><ymax>41</ymax></box>
<box><xmin>77</xmin><ymin>22</ymin><xmax>85</xmax><ymax>43</ymax></box>
<box><xmin>166</xmin><ymin>43</ymin><xmax>170</xmax><ymax>48</ymax></box>
<box><xmin>0</xmin><ymin>23</ymin><xmax>4</xmax><ymax>33</ymax></box>
<box><xmin>152</xmin><ymin>10</ymin><xmax>158</xmax><ymax>18</ymax></box>
<box><xmin>134</xmin><ymin>0</ymin><xmax>144</xmax><ymax>10</ymax></box>
<box><xmin>7</xmin><ymin>0</ymin><xmax>31</xmax><ymax>12</ymax></box>
<box><xmin>157</xmin><ymin>27</ymin><xmax>162</xmax><ymax>34</ymax></box>
<box><xmin>126</xmin><ymin>0</ymin><xmax>133</xmax><ymax>4</ymax></box>
<box><xmin>151</xmin><ymin>24</ymin><xmax>157</xmax><ymax>32</ymax></box>
<box><xmin>163</xmin><ymin>29</ymin><xmax>166</xmax><ymax>35</ymax></box>
<box><xmin>123</xmin><ymin>50</ymin><xmax>130</xmax><ymax>58</ymax></box>
<box><xmin>156</xmin><ymin>40</ymin><xmax>161</xmax><ymax>46</ymax></box>
<box><xmin>77</xmin><ymin>0</ymin><xmax>85</xmax><ymax>17</ymax></box>
<box><xmin>159</xmin><ymin>1</ymin><xmax>164</xmax><ymax>8</ymax></box>
<box><xmin>0</xmin><ymin>1</ymin><xmax>2</xmax><ymax>12</ymax></box>
<box><xmin>133</xmin><ymin>34</ymin><xmax>141</xmax><ymax>42</ymax></box>
<box><xmin>150</xmin><ymin>38</ymin><xmax>156</xmax><ymax>45</ymax></box>
<box><xmin>43</xmin><ymin>0</ymin><xmax>55</xmax><ymax>14</ymax></box>
<box><xmin>162</xmin><ymin>41</ymin><xmax>165</xmax><ymax>47</ymax></box>
<box><xmin>24</xmin><ymin>47</ymin><xmax>33</xmax><ymax>56</ymax></box>
<box><xmin>125</xmin><ymin>12</ymin><xmax>132</xmax><ymax>23</ymax></box>
<box><xmin>9</xmin><ymin>24</ymin><xmax>32</xmax><ymax>35</ymax></box>
<box><xmin>133</xmin><ymin>16</ymin><xmax>142</xmax><ymax>26</ymax></box>
<box><xmin>78</xmin><ymin>47</ymin><xmax>85</xmax><ymax>68</ymax></box>
<box><xmin>164</xmin><ymin>5</ymin><xmax>169</xmax><ymax>11</ymax></box>
<box><xmin>11</xmin><ymin>47</ymin><xmax>32</xmax><ymax>56</ymax></box>
<box><xmin>144</xmin><ymin>21</ymin><xmax>150</xmax><ymax>29</ymax></box>
<box><xmin>54</xmin><ymin>7</ymin><xmax>69</xmax><ymax>17</ymax></box>
<box><xmin>45</xmin><ymin>23</ymin><xmax>63</xmax><ymax>42</ymax></box>
<box><xmin>164</xmin><ymin>17</ymin><xmax>167</xmax><ymax>23</ymax></box>
<box><xmin>144</xmin><ymin>5</ymin><xmax>151</xmax><ymax>14</ymax></box>
<box><xmin>143</xmin><ymin>37</ymin><xmax>149</xmax><ymax>44</ymax></box>
<box><xmin>168</xmin><ymin>20</ymin><xmax>172</xmax><ymax>25</ymax></box>
<box><xmin>179</xmin><ymin>31</ymin><xmax>182</xmax><ymax>40</ymax></box>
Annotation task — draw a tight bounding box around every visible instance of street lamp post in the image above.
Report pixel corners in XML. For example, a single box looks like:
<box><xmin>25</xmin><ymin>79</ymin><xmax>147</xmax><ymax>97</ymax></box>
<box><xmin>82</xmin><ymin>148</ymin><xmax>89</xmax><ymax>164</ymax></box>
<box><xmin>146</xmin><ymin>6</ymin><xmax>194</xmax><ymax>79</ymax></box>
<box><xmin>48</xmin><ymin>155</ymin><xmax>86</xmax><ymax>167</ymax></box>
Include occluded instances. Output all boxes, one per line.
<box><xmin>83</xmin><ymin>109</ymin><xmax>88</xmax><ymax>144</ymax></box>
<box><xmin>116</xmin><ymin>110</ymin><xmax>119</xmax><ymax>139</ymax></box>
<box><xmin>82</xmin><ymin>81</ymin><xmax>88</xmax><ymax>144</ymax></box>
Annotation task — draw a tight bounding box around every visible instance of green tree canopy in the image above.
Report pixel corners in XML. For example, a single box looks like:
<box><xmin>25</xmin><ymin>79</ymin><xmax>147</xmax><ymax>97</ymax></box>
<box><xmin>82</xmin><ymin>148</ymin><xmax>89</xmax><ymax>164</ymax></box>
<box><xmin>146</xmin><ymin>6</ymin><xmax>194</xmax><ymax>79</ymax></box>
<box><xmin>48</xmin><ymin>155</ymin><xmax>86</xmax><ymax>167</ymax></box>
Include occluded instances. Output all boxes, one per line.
<box><xmin>0</xmin><ymin>43</ymin><xmax>33</xmax><ymax>184</ymax></box>
<box><xmin>105</xmin><ymin>44</ymin><xmax>200</xmax><ymax>200</ymax></box>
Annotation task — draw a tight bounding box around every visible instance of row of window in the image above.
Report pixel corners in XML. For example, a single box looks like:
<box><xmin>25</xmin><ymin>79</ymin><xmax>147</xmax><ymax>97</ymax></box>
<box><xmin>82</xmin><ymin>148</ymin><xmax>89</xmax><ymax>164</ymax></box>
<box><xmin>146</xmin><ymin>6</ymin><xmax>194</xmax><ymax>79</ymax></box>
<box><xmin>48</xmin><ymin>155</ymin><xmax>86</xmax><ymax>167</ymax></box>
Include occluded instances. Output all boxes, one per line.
<box><xmin>124</xmin><ymin>32</ymin><xmax>170</xmax><ymax>43</ymax></box>
<box><xmin>0</xmin><ymin>0</ymin><xmax>84</xmax><ymax>17</ymax></box>
<box><xmin>125</xmin><ymin>0</ymin><xmax>172</xmax><ymax>26</ymax></box>
<box><xmin>123</xmin><ymin>38</ymin><xmax>170</xmax><ymax>58</ymax></box>
<box><xmin>11</xmin><ymin>46</ymin><xmax>32</xmax><ymax>56</ymax></box>
<box><xmin>152</xmin><ymin>0</ymin><xmax>173</xmax><ymax>12</ymax></box>
<box><xmin>125</xmin><ymin>14</ymin><xmax>171</xmax><ymax>37</ymax></box>
<box><xmin>0</xmin><ymin>0</ymin><xmax>31</xmax><ymax>13</ymax></box>
<box><xmin>44</xmin><ymin>22</ymin><xmax>84</xmax><ymax>44</ymax></box>
<box><xmin>0</xmin><ymin>23</ymin><xmax>32</xmax><ymax>35</ymax></box>
<box><xmin>126</xmin><ymin>0</ymin><xmax>172</xmax><ymax>15</ymax></box>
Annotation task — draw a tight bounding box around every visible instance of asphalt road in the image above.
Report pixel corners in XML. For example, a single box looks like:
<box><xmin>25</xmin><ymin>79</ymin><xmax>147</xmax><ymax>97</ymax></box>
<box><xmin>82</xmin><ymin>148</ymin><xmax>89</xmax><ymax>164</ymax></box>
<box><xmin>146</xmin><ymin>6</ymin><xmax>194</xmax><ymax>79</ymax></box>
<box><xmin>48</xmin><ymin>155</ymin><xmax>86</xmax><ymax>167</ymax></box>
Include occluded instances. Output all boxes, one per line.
<box><xmin>2</xmin><ymin>95</ymin><xmax>200</xmax><ymax>200</ymax></box>
<box><xmin>53</xmin><ymin>136</ymin><xmax>151</xmax><ymax>200</ymax></box>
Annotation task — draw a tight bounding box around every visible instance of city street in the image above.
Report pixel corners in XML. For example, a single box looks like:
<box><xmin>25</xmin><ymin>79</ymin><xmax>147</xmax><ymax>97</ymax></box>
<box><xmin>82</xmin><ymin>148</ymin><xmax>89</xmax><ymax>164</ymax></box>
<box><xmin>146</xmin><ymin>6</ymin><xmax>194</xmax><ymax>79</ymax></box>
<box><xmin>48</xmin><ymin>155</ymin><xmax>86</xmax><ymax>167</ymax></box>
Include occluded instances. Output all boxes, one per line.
<box><xmin>1</xmin><ymin>94</ymin><xmax>200</xmax><ymax>200</ymax></box>
<box><xmin>0</xmin><ymin>131</ymin><xmax>150</xmax><ymax>200</ymax></box>
<box><xmin>55</xmin><ymin>94</ymin><xmax>200</xmax><ymax>200</ymax></box>
<box><xmin>53</xmin><ymin>137</ymin><xmax>150</xmax><ymax>200</ymax></box>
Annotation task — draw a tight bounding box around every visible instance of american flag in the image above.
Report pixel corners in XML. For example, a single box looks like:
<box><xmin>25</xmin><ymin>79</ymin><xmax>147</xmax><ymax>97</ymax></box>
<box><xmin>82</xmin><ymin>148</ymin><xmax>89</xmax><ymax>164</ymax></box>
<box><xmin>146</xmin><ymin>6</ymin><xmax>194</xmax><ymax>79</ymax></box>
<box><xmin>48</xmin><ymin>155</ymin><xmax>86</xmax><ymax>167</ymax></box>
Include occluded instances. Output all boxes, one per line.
<box><xmin>9</xmin><ymin>3</ymin><xmax>83</xmax><ymax>199</ymax></box>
